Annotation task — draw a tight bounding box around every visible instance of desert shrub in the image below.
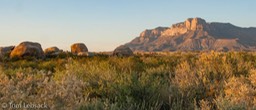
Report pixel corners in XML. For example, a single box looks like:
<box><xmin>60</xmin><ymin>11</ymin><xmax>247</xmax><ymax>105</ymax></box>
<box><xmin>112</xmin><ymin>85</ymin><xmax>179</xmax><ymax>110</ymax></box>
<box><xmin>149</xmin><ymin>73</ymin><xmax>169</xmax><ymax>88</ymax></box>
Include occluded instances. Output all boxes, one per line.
<box><xmin>38</xmin><ymin>58</ymin><xmax>67</xmax><ymax>72</ymax></box>
<box><xmin>6</xmin><ymin>60</ymin><xmax>39</xmax><ymax>69</ymax></box>
<box><xmin>50</xmin><ymin>56</ymin><xmax>168</xmax><ymax>109</ymax></box>
<box><xmin>62</xmin><ymin>58</ymin><xmax>167</xmax><ymax>108</ymax></box>
<box><xmin>169</xmin><ymin>61</ymin><xmax>205</xmax><ymax>109</ymax></box>
<box><xmin>169</xmin><ymin>51</ymin><xmax>256</xmax><ymax>109</ymax></box>
<box><xmin>195</xmin><ymin>99</ymin><xmax>212</xmax><ymax>110</ymax></box>
<box><xmin>0</xmin><ymin>68</ymin><xmax>88</xmax><ymax>110</ymax></box>
<box><xmin>2</xmin><ymin>58</ymin><xmax>68</xmax><ymax>73</ymax></box>
<box><xmin>249</xmin><ymin>69</ymin><xmax>256</xmax><ymax>86</ymax></box>
<box><xmin>225</xmin><ymin>52</ymin><xmax>254</xmax><ymax>76</ymax></box>
<box><xmin>1</xmin><ymin>51</ymin><xmax>256</xmax><ymax>109</ymax></box>
<box><xmin>215</xmin><ymin>76</ymin><xmax>256</xmax><ymax>110</ymax></box>
<box><xmin>78</xmin><ymin>98</ymin><xmax>163</xmax><ymax>110</ymax></box>
<box><xmin>108</xmin><ymin>56</ymin><xmax>144</xmax><ymax>73</ymax></box>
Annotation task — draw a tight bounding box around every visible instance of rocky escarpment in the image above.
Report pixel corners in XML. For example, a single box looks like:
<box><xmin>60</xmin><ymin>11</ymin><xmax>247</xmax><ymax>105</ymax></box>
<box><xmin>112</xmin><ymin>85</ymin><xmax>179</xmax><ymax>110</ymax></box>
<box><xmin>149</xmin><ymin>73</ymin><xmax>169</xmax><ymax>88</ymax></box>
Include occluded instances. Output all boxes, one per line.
<box><xmin>125</xmin><ymin>18</ymin><xmax>256</xmax><ymax>52</ymax></box>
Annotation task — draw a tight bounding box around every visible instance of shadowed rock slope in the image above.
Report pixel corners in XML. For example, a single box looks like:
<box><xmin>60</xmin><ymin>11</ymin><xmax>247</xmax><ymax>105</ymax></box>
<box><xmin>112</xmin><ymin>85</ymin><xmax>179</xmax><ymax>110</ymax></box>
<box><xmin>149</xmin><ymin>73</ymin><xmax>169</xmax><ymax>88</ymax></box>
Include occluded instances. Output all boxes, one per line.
<box><xmin>125</xmin><ymin>18</ymin><xmax>256</xmax><ymax>52</ymax></box>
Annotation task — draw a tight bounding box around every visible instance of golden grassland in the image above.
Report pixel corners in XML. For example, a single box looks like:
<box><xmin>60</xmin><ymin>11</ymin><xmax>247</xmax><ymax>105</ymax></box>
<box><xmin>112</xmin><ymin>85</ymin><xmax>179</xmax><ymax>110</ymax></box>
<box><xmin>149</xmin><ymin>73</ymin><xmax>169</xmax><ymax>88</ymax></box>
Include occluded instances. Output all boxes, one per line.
<box><xmin>0</xmin><ymin>51</ymin><xmax>256</xmax><ymax>109</ymax></box>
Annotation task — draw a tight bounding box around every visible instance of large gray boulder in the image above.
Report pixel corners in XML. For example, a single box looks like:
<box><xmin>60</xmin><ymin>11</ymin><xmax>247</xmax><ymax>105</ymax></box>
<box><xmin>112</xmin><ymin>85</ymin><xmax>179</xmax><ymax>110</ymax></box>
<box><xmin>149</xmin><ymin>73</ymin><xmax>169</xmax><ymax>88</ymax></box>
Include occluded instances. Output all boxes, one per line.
<box><xmin>113</xmin><ymin>45</ymin><xmax>133</xmax><ymax>56</ymax></box>
<box><xmin>10</xmin><ymin>41</ymin><xmax>44</xmax><ymax>58</ymax></box>
<box><xmin>71</xmin><ymin>43</ymin><xmax>88</xmax><ymax>55</ymax></box>
<box><xmin>0</xmin><ymin>46</ymin><xmax>15</xmax><ymax>56</ymax></box>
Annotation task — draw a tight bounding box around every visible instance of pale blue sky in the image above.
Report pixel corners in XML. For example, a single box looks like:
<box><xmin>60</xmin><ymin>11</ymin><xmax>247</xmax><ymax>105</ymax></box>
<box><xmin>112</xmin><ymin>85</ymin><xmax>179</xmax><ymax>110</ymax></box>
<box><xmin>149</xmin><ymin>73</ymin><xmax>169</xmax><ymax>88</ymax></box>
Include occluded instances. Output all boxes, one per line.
<box><xmin>0</xmin><ymin>0</ymin><xmax>255</xmax><ymax>51</ymax></box>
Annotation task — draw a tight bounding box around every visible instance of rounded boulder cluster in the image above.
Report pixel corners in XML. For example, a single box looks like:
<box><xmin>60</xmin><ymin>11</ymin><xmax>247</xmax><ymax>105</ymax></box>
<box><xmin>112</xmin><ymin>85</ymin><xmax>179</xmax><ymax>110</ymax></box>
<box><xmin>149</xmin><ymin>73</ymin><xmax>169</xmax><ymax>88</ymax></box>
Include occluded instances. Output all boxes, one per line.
<box><xmin>0</xmin><ymin>41</ymin><xmax>134</xmax><ymax>59</ymax></box>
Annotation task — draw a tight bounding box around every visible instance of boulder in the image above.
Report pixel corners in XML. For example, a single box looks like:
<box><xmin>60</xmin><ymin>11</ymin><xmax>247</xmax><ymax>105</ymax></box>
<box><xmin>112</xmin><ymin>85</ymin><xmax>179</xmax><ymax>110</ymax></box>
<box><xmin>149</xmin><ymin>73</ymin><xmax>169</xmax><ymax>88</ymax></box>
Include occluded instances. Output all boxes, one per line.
<box><xmin>71</xmin><ymin>43</ymin><xmax>88</xmax><ymax>55</ymax></box>
<box><xmin>77</xmin><ymin>52</ymin><xmax>89</xmax><ymax>56</ymax></box>
<box><xmin>10</xmin><ymin>41</ymin><xmax>44</xmax><ymax>58</ymax></box>
<box><xmin>0</xmin><ymin>46</ymin><xmax>15</xmax><ymax>57</ymax></box>
<box><xmin>77</xmin><ymin>52</ymin><xmax>94</xmax><ymax>57</ymax></box>
<box><xmin>44</xmin><ymin>46</ymin><xmax>61</xmax><ymax>56</ymax></box>
<box><xmin>113</xmin><ymin>45</ymin><xmax>133</xmax><ymax>56</ymax></box>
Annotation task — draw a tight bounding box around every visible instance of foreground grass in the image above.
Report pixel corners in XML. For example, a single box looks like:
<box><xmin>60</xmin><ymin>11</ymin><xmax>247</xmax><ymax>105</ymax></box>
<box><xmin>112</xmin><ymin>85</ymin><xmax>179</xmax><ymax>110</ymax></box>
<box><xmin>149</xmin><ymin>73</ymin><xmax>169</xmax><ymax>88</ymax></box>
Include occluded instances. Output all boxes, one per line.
<box><xmin>0</xmin><ymin>51</ymin><xmax>256</xmax><ymax>109</ymax></box>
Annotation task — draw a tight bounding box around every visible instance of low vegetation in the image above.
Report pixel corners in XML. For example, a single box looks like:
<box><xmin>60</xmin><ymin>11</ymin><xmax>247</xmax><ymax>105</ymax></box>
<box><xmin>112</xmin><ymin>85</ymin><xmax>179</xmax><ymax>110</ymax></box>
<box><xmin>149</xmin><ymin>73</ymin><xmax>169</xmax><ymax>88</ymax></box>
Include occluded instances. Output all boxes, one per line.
<box><xmin>0</xmin><ymin>51</ymin><xmax>256</xmax><ymax>109</ymax></box>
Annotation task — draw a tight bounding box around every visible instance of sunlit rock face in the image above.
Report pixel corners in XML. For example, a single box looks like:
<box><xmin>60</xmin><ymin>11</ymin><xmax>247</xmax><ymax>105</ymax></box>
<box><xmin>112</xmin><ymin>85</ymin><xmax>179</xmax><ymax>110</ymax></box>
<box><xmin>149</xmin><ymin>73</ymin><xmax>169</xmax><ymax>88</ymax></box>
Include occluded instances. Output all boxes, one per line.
<box><xmin>125</xmin><ymin>17</ymin><xmax>256</xmax><ymax>52</ymax></box>
<box><xmin>185</xmin><ymin>18</ymin><xmax>207</xmax><ymax>30</ymax></box>
<box><xmin>71</xmin><ymin>43</ymin><xmax>88</xmax><ymax>55</ymax></box>
<box><xmin>10</xmin><ymin>41</ymin><xmax>44</xmax><ymax>58</ymax></box>
<box><xmin>44</xmin><ymin>46</ymin><xmax>61</xmax><ymax>57</ymax></box>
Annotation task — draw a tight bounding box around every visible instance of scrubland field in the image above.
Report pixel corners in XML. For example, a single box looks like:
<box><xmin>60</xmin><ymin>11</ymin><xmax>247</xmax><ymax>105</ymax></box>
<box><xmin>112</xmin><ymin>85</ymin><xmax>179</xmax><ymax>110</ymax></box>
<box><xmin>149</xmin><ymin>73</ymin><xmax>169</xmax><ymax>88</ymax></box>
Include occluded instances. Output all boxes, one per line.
<box><xmin>0</xmin><ymin>51</ymin><xmax>256</xmax><ymax>110</ymax></box>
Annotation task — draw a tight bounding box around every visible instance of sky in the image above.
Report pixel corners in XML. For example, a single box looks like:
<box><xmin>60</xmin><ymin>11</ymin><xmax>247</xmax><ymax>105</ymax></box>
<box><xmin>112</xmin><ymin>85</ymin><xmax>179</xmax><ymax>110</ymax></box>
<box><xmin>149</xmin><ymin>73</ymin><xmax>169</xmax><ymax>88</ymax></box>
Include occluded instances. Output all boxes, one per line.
<box><xmin>0</xmin><ymin>0</ymin><xmax>255</xmax><ymax>52</ymax></box>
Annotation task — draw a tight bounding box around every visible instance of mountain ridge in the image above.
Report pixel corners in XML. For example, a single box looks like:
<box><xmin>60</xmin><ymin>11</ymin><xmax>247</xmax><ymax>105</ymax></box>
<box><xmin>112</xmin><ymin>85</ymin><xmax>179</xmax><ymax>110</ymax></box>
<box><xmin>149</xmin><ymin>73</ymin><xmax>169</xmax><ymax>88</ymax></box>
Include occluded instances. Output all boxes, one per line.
<box><xmin>125</xmin><ymin>17</ymin><xmax>256</xmax><ymax>52</ymax></box>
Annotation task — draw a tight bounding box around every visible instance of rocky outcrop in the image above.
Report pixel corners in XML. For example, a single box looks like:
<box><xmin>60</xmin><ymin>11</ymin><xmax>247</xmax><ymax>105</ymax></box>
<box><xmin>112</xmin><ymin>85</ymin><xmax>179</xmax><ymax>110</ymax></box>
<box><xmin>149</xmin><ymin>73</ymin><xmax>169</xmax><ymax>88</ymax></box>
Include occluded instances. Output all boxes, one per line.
<box><xmin>44</xmin><ymin>46</ymin><xmax>61</xmax><ymax>57</ymax></box>
<box><xmin>71</xmin><ymin>43</ymin><xmax>88</xmax><ymax>55</ymax></box>
<box><xmin>10</xmin><ymin>41</ymin><xmax>44</xmax><ymax>58</ymax></box>
<box><xmin>125</xmin><ymin>17</ymin><xmax>256</xmax><ymax>52</ymax></box>
<box><xmin>113</xmin><ymin>45</ymin><xmax>133</xmax><ymax>56</ymax></box>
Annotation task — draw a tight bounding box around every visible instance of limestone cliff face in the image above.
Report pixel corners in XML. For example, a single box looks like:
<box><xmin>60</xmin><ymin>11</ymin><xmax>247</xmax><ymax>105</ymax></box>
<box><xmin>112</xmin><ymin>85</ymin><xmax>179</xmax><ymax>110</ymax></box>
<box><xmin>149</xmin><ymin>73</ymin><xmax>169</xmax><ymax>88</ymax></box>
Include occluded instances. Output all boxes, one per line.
<box><xmin>185</xmin><ymin>18</ymin><xmax>207</xmax><ymax>30</ymax></box>
<box><xmin>125</xmin><ymin>18</ymin><xmax>256</xmax><ymax>52</ymax></box>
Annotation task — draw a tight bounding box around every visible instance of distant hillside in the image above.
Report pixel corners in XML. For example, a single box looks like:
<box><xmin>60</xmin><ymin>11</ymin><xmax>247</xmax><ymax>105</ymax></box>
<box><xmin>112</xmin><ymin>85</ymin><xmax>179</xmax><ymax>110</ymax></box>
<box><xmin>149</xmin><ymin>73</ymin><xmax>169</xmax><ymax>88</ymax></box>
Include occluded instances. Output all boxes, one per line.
<box><xmin>125</xmin><ymin>18</ymin><xmax>256</xmax><ymax>52</ymax></box>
